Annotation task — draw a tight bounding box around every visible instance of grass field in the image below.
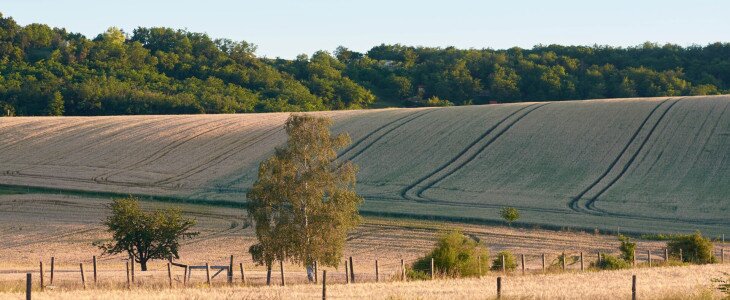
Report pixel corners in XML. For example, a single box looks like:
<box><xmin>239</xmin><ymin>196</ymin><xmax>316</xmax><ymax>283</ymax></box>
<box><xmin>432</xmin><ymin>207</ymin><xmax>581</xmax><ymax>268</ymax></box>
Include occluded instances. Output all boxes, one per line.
<box><xmin>1</xmin><ymin>95</ymin><xmax>728</xmax><ymax>235</ymax></box>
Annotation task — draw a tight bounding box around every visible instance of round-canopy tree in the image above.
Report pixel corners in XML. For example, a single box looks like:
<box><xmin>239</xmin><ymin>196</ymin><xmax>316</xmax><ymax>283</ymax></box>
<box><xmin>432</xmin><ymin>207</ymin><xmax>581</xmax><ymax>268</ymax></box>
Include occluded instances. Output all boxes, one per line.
<box><xmin>95</xmin><ymin>196</ymin><xmax>198</xmax><ymax>271</ymax></box>
<box><xmin>247</xmin><ymin>114</ymin><xmax>363</xmax><ymax>283</ymax></box>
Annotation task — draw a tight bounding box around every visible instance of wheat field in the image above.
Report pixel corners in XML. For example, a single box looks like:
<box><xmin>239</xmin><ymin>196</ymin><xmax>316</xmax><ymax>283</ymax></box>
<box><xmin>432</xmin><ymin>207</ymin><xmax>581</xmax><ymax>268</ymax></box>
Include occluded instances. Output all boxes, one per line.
<box><xmin>1</xmin><ymin>96</ymin><xmax>728</xmax><ymax>234</ymax></box>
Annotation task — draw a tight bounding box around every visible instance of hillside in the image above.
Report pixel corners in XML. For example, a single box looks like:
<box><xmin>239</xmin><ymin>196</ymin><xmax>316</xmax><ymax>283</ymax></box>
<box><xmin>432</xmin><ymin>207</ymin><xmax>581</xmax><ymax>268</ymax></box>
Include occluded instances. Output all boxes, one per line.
<box><xmin>2</xmin><ymin>12</ymin><xmax>730</xmax><ymax>116</ymax></box>
<box><xmin>1</xmin><ymin>95</ymin><xmax>728</xmax><ymax>235</ymax></box>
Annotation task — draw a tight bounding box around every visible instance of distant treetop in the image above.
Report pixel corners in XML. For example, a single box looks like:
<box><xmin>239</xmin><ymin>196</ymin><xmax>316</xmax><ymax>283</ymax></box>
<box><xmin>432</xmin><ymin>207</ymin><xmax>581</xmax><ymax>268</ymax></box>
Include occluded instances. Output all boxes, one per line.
<box><xmin>1</xmin><ymin>12</ymin><xmax>728</xmax><ymax>116</ymax></box>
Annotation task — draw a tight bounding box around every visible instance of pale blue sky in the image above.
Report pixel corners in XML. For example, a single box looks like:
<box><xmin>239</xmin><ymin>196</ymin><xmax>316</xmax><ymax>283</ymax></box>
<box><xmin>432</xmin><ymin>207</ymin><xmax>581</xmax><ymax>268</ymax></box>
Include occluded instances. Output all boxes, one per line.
<box><xmin>3</xmin><ymin>0</ymin><xmax>729</xmax><ymax>58</ymax></box>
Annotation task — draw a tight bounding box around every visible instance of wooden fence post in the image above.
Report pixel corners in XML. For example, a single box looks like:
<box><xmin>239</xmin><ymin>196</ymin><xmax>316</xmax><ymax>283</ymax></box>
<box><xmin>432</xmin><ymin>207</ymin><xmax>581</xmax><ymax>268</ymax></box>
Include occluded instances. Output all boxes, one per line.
<box><xmin>80</xmin><ymin>263</ymin><xmax>86</xmax><ymax>289</ymax></box>
<box><xmin>50</xmin><ymin>257</ymin><xmax>54</xmax><ymax>286</ymax></box>
<box><xmin>497</xmin><ymin>276</ymin><xmax>502</xmax><ymax>299</ymax></box>
<box><xmin>375</xmin><ymin>259</ymin><xmax>379</xmax><ymax>282</ymax></box>
<box><xmin>561</xmin><ymin>252</ymin><xmax>566</xmax><ymax>270</ymax></box>
<box><xmin>431</xmin><ymin>257</ymin><xmax>435</xmax><ymax>280</ymax></box>
<box><xmin>126</xmin><ymin>261</ymin><xmax>130</xmax><ymax>289</ymax></box>
<box><xmin>184</xmin><ymin>265</ymin><xmax>189</xmax><ymax>287</ymax></box>
<box><xmin>501</xmin><ymin>254</ymin><xmax>506</xmax><ymax>273</ymax></box>
<box><xmin>167</xmin><ymin>263</ymin><xmax>172</xmax><ymax>288</ymax></box>
<box><xmin>314</xmin><ymin>261</ymin><xmax>318</xmax><ymax>283</ymax></box>
<box><xmin>240</xmin><ymin>263</ymin><xmax>246</xmax><ymax>284</ymax></box>
<box><xmin>131</xmin><ymin>259</ymin><xmax>135</xmax><ymax>283</ymax></box>
<box><xmin>205</xmin><ymin>263</ymin><xmax>211</xmax><ymax>286</ymax></box>
<box><xmin>400</xmin><ymin>259</ymin><xmax>405</xmax><ymax>281</ymax></box>
<box><xmin>228</xmin><ymin>255</ymin><xmax>234</xmax><ymax>284</ymax></box>
<box><xmin>345</xmin><ymin>260</ymin><xmax>350</xmax><ymax>284</ymax></box>
<box><xmin>647</xmin><ymin>250</ymin><xmax>651</xmax><ymax>267</ymax></box>
<box><xmin>721</xmin><ymin>248</ymin><xmax>724</xmax><ymax>263</ymax></box>
<box><xmin>349</xmin><ymin>256</ymin><xmax>355</xmax><ymax>283</ymax></box>
<box><xmin>542</xmin><ymin>253</ymin><xmax>546</xmax><ymax>272</ymax></box>
<box><xmin>632</xmin><ymin>249</ymin><xmax>636</xmax><ymax>266</ymax></box>
<box><xmin>580</xmin><ymin>252</ymin><xmax>584</xmax><ymax>271</ymax></box>
<box><xmin>39</xmin><ymin>261</ymin><xmax>44</xmax><ymax>292</ymax></box>
<box><xmin>478</xmin><ymin>254</ymin><xmax>482</xmax><ymax>277</ymax></box>
<box><xmin>632</xmin><ymin>274</ymin><xmax>637</xmax><ymax>300</ymax></box>
<box><xmin>322</xmin><ymin>270</ymin><xmax>327</xmax><ymax>300</ymax></box>
<box><xmin>597</xmin><ymin>251</ymin><xmax>601</xmax><ymax>265</ymax></box>
<box><xmin>26</xmin><ymin>273</ymin><xmax>31</xmax><ymax>300</ymax></box>
<box><xmin>664</xmin><ymin>248</ymin><xmax>669</xmax><ymax>263</ymax></box>
<box><xmin>280</xmin><ymin>260</ymin><xmax>285</xmax><ymax>287</ymax></box>
<box><xmin>521</xmin><ymin>254</ymin><xmax>525</xmax><ymax>274</ymax></box>
<box><xmin>92</xmin><ymin>256</ymin><xmax>97</xmax><ymax>284</ymax></box>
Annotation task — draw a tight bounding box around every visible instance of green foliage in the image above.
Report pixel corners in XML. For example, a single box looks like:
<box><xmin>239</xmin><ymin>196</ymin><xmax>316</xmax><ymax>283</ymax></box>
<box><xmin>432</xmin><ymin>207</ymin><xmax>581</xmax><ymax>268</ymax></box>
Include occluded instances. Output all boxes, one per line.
<box><xmin>410</xmin><ymin>231</ymin><xmax>489</xmax><ymax>279</ymax></box>
<box><xmin>500</xmin><ymin>207</ymin><xmax>520</xmax><ymax>226</ymax></box>
<box><xmin>424</xmin><ymin>96</ymin><xmax>454</xmax><ymax>107</ymax></box>
<box><xmin>491</xmin><ymin>250</ymin><xmax>518</xmax><ymax>271</ymax></box>
<box><xmin>592</xmin><ymin>254</ymin><xmax>631</xmax><ymax>270</ymax></box>
<box><xmin>667</xmin><ymin>231</ymin><xmax>716</xmax><ymax>264</ymax></box>
<box><xmin>95</xmin><ymin>196</ymin><xmax>198</xmax><ymax>271</ymax></box>
<box><xmin>1</xmin><ymin>12</ymin><xmax>729</xmax><ymax>116</ymax></box>
<box><xmin>618</xmin><ymin>234</ymin><xmax>636</xmax><ymax>262</ymax></box>
<box><xmin>247</xmin><ymin>115</ymin><xmax>363</xmax><ymax>271</ymax></box>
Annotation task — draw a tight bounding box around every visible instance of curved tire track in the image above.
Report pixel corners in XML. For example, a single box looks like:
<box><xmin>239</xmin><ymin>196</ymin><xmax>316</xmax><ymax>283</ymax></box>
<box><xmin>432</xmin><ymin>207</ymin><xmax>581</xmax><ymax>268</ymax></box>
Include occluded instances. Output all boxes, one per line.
<box><xmin>401</xmin><ymin>103</ymin><xmax>549</xmax><ymax>201</ymax></box>
<box><xmin>568</xmin><ymin>97</ymin><xmax>682</xmax><ymax>213</ymax></box>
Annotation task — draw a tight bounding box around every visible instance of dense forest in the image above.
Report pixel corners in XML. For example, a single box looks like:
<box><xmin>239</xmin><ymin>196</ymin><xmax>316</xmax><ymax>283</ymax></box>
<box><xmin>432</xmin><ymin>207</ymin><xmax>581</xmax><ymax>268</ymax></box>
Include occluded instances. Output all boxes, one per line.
<box><xmin>1</xmin><ymin>12</ymin><xmax>729</xmax><ymax>116</ymax></box>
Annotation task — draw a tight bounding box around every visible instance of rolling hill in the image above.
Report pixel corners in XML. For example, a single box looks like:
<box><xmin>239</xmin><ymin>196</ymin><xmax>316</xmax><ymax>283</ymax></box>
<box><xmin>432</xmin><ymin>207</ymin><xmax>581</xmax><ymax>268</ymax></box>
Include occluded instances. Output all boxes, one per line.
<box><xmin>1</xmin><ymin>95</ymin><xmax>728</xmax><ymax>235</ymax></box>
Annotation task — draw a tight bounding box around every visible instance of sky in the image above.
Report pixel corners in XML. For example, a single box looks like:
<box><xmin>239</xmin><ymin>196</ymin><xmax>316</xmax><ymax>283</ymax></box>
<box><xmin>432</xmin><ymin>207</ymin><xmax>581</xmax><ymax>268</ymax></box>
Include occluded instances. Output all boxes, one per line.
<box><xmin>3</xmin><ymin>0</ymin><xmax>730</xmax><ymax>59</ymax></box>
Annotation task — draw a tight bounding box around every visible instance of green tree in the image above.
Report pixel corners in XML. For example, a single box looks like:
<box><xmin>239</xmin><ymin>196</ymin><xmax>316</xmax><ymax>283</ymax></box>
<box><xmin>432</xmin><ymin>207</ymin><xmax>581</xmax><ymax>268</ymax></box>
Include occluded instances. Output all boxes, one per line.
<box><xmin>247</xmin><ymin>115</ymin><xmax>363</xmax><ymax>283</ymax></box>
<box><xmin>618</xmin><ymin>234</ymin><xmax>636</xmax><ymax>262</ymax></box>
<box><xmin>95</xmin><ymin>196</ymin><xmax>198</xmax><ymax>271</ymax></box>
<box><xmin>410</xmin><ymin>231</ymin><xmax>489</xmax><ymax>278</ymax></box>
<box><xmin>500</xmin><ymin>207</ymin><xmax>520</xmax><ymax>226</ymax></box>
<box><xmin>667</xmin><ymin>231</ymin><xmax>716</xmax><ymax>264</ymax></box>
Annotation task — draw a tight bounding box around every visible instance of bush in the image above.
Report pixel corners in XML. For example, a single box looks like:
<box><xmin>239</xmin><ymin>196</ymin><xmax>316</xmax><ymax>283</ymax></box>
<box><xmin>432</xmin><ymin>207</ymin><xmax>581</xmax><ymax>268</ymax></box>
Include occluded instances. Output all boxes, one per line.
<box><xmin>618</xmin><ymin>235</ymin><xmax>636</xmax><ymax>262</ymax></box>
<box><xmin>592</xmin><ymin>254</ymin><xmax>631</xmax><ymax>270</ymax></box>
<box><xmin>500</xmin><ymin>207</ymin><xmax>520</xmax><ymax>226</ymax></box>
<box><xmin>410</xmin><ymin>230</ymin><xmax>489</xmax><ymax>279</ymax></box>
<box><xmin>667</xmin><ymin>231</ymin><xmax>716</xmax><ymax>264</ymax></box>
<box><xmin>491</xmin><ymin>251</ymin><xmax>518</xmax><ymax>271</ymax></box>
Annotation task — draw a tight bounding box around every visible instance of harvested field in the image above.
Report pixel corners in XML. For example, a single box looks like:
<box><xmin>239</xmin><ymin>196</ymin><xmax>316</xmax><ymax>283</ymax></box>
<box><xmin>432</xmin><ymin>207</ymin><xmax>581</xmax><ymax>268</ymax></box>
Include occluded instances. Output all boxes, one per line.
<box><xmin>0</xmin><ymin>96</ymin><xmax>729</xmax><ymax>235</ymax></box>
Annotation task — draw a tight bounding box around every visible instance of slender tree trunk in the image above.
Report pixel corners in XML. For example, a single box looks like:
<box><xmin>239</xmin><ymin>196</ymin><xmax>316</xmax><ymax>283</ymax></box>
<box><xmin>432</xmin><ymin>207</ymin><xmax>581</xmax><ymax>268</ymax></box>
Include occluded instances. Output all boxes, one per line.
<box><xmin>266</xmin><ymin>264</ymin><xmax>272</xmax><ymax>285</ymax></box>
<box><xmin>140</xmin><ymin>258</ymin><xmax>148</xmax><ymax>271</ymax></box>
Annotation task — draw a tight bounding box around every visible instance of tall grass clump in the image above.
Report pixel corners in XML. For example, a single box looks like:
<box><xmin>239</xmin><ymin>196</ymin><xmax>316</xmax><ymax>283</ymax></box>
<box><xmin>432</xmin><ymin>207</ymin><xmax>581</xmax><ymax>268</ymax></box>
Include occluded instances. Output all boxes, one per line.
<box><xmin>618</xmin><ymin>234</ymin><xmax>636</xmax><ymax>262</ymax></box>
<box><xmin>667</xmin><ymin>231</ymin><xmax>716</xmax><ymax>264</ymax></box>
<box><xmin>491</xmin><ymin>250</ymin><xmax>518</xmax><ymax>271</ymax></box>
<box><xmin>592</xmin><ymin>254</ymin><xmax>631</xmax><ymax>270</ymax></box>
<box><xmin>409</xmin><ymin>230</ymin><xmax>489</xmax><ymax>279</ymax></box>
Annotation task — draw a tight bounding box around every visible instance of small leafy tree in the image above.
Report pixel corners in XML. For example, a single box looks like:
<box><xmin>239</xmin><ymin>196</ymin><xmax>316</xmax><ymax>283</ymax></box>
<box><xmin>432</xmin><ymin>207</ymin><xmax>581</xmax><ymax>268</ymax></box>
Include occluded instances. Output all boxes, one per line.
<box><xmin>667</xmin><ymin>231</ymin><xmax>716</xmax><ymax>264</ymax></box>
<box><xmin>491</xmin><ymin>251</ymin><xmax>518</xmax><ymax>271</ymax></box>
<box><xmin>500</xmin><ymin>207</ymin><xmax>520</xmax><ymax>226</ymax></box>
<box><xmin>410</xmin><ymin>231</ymin><xmax>489</xmax><ymax>278</ymax></box>
<box><xmin>618</xmin><ymin>234</ymin><xmax>636</xmax><ymax>262</ymax></box>
<box><xmin>247</xmin><ymin>115</ymin><xmax>363</xmax><ymax>283</ymax></box>
<box><xmin>95</xmin><ymin>197</ymin><xmax>198</xmax><ymax>271</ymax></box>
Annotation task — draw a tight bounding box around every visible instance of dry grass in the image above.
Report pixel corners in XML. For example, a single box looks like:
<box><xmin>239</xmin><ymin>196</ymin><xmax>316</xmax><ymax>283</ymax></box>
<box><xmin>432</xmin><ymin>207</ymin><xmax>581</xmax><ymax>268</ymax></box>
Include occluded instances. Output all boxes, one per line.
<box><xmin>0</xmin><ymin>264</ymin><xmax>727</xmax><ymax>299</ymax></box>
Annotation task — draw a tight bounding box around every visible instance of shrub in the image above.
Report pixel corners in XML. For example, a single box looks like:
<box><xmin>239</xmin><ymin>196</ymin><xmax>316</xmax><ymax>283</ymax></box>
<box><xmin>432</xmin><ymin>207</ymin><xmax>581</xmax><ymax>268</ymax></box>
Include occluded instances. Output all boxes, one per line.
<box><xmin>410</xmin><ymin>230</ymin><xmax>489</xmax><ymax>279</ymax></box>
<box><xmin>548</xmin><ymin>252</ymin><xmax>579</xmax><ymax>270</ymax></box>
<box><xmin>592</xmin><ymin>254</ymin><xmax>630</xmax><ymax>270</ymax></box>
<box><xmin>424</xmin><ymin>96</ymin><xmax>454</xmax><ymax>107</ymax></box>
<box><xmin>618</xmin><ymin>235</ymin><xmax>636</xmax><ymax>262</ymax></box>
<box><xmin>500</xmin><ymin>207</ymin><xmax>520</xmax><ymax>226</ymax></box>
<box><xmin>667</xmin><ymin>231</ymin><xmax>716</xmax><ymax>264</ymax></box>
<box><xmin>491</xmin><ymin>251</ymin><xmax>518</xmax><ymax>271</ymax></box>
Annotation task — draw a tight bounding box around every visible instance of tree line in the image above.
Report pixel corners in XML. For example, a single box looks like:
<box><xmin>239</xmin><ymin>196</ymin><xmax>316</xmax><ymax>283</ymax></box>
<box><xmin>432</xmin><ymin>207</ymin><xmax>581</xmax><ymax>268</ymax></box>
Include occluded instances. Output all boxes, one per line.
<box><xmin>1</xmin><ymin>12</ymin><xmax>728</xmax><ymax>116</ymax></box>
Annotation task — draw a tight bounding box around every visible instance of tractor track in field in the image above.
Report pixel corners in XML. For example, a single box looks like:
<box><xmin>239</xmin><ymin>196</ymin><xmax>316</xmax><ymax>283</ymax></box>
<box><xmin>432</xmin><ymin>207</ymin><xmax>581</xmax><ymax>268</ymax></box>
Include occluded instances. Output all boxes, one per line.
<box><xmin>206</xmin><ymin>109</ymin><xmax>436</xmax><ymax>195</ymax></box>
<box><xmin>400</xmin><ymin>103</ymin><xmax>548</xmax><ymax>201</ymax></box>
<box><xmin>338</xmin><ymin>109</ymin><xmax>436</xmax><ymax>162</ymax></box>
<box><xmin>568</xmin><ymin>97</ymin><xmax>683</xmax><ymax>214</ymax></box>
<box><xmin>92</xmin><ymin>118</ymin><xmax>231</xmax><ymax>183</ymax></box>
<box><xmin>155</xmin><ymin>125</ymin><xmax>284</xmax><ymax>186</ymax></box>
